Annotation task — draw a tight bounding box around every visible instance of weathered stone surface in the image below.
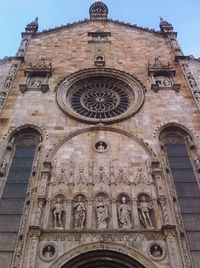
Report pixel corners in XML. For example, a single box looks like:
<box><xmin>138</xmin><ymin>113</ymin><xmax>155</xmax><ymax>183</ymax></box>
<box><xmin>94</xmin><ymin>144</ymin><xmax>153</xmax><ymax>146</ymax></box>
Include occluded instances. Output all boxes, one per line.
<box><xmin>0</xmin><ymin>3</ymin><xmax>199</xmax><ymax>268</ymax></box>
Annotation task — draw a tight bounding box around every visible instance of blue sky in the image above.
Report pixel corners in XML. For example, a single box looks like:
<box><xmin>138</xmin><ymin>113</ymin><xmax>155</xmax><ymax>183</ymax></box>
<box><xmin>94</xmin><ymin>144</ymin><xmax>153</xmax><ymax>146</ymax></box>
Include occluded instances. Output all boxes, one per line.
<box><xmin>0</xmin><ymin>0</ymin><xmax>199</xmax><ymax>58</ymax></box>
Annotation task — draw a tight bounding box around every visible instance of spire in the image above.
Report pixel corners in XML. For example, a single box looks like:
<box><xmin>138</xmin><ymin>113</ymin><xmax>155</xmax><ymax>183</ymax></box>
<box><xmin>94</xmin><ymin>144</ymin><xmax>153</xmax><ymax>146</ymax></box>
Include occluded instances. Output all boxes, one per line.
<box><xmin>25</xmin><ymin>17</ymin><xmax>39</xmax><ymax>33</ymax></box>
<box><xmin>159</xmin><ymin>17</ymin><xmax>173</xmax><ymax>33</ymax></box>
<box><xmin>89</xmin><ymin>1</ymin><xmax>108</xmax><ymax>20</ymax></box>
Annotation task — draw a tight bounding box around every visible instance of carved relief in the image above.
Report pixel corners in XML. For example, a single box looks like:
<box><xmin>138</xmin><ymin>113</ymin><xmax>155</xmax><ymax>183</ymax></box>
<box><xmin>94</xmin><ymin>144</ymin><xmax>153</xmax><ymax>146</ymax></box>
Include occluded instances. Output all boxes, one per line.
<box><xmin>94</xmin><ymin>140</ymin><xmax>109</xmax><ymax>153</ymax></box>
<box><xmin>148</xmin><ymin>242</ymin><xmax>166</xmax><ymax>261</ymax></box>
<box><xmin>194</xmin><ymin>156</ymin><xmax>200</xmax><ymax>173</ymax></box>
<box><xmin>0</xmin><ymin>159</ymin><xmax>7</xmax><ymax>177</ymax></box>
<box><xmin>94</xmin><ymin>49</ymin><xmax>105</xmax><ymax>67</ymax></box>
<box><xmin>148</xmin><ymin>57</ymin><xmax>180</xmax><ymax>92</ymax></box>
<box><xmin>94</xmin><ymin>166</ymin><xmax>110</xmax><ymax>184</ymax></box>
<box><xmin>76</xmin><ymin>168</ymin><xmax>87</xmax><ymax>185</ymax></box>
<box><xmin>181</xmin><ymin>62</ymin><xmax>200</xmax><ymax>108</ymax></box>
<box><xmin>116</xmin><ymin>168</ymin><xmax>129</xmax><ymax>185</ymax></box>
<box><xmin>19</xmin><ymin>59</ymin><xmax>52</xmax><ymax>93</ymax></box>
<box><xmin>39</xmin><ymin>242</ymin><xmax>58</xmax><ymax>262</ymax></box>
<box><xmin>34</xmin><ymin>199</ymin><xmax>45</xmax><ymax>226</ymax></box>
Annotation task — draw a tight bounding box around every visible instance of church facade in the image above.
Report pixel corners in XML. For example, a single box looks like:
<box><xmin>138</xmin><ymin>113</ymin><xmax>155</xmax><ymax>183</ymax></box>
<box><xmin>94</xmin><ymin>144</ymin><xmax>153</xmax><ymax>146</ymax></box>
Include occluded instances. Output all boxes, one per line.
<box><xmin>0</xmin><ymin>1</ymin><xmax>200</xmax><ymax>267</ymax></box>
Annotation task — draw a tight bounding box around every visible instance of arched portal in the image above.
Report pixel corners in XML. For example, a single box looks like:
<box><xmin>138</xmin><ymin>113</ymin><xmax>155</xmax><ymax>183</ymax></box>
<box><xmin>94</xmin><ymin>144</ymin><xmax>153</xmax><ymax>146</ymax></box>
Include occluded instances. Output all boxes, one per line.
<box><xmin>61</xmin><ymin>250</ymin><xmax>146</xmax><ymax>268</ymax></box>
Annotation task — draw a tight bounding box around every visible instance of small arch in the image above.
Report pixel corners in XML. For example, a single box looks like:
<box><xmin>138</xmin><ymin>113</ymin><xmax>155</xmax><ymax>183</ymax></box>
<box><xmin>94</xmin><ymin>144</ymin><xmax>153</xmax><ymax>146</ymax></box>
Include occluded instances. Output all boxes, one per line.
<box><xmin>156</xmin><ymin>121</ymin><xmax>197</xmax><ymax>142</ymax></box>
<box><xmin>3</xmin><ymin>123</ymin><xmax>47</xmax><ymax>142</ymax></box>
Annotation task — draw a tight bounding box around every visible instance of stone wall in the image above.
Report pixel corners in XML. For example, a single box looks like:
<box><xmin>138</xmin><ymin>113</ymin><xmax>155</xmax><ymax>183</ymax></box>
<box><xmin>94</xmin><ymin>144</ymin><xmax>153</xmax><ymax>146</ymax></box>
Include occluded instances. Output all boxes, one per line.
<box><xmin>0</xmin><ymin>19</ymin><xmax>199</xmax><ymax>268</ymax></box>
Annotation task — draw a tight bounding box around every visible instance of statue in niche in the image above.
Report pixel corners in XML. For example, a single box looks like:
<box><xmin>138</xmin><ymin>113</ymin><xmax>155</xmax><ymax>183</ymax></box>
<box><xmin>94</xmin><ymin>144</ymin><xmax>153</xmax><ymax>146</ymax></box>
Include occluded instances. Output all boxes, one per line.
<box><xmin>74</xmin><ymin>196</ymin><xmax>86</xmax><ymax>229</ymax></box>
<box><xmin>53</xmin><ymin>197</ymin><xmax>64</xmax><ymax>229</ymax></box>
<box><xmin>194</xmin><ymin>156</ymin><xmax>200</xmax><ymax>172</ymax></box>
<box><xmin>188</xmin><ymin>76</ymin><xmax>197</xmax><ymax>88</ymax></box>
<box><xmin>138</xmin><ymin>195</ymin><xmax>154</xmax><ymax>229</ymax></box>
<box><xmin>154</xmin><ymin>57</ymin><xmax>163</xmax><ymax>68</ymax></box>
<box><xmin>4</xmin><ymin>76</ymin><xmax>13</xmax><ymax>89</ymax></box>
<box><xmin>0</xmin><ymin>92</ymin><xmax>6</xmax><ymax>106</ymax></box>
<box><xmin>96</xmin><ymin>196</ymin><xmax>108</xmax><ymax>229</ymax></box>
<box><xmin>118</xmin><ymin>196</ymin><xmax>132</xmax><ymax>229</ymax></box>
<box><xmin>0</xmin><ymin>160</ymin><xmax>7</xmax><ymax>177</ymax></box>
<box><xmin>194</xmin><ymin>91</ymin><xmax>200</xmax><ymax>102</ymax></box>
<box><xmin>150</xmin><ymin>244</ymin><xmax>163</xmax><ymax>258</ymax></box>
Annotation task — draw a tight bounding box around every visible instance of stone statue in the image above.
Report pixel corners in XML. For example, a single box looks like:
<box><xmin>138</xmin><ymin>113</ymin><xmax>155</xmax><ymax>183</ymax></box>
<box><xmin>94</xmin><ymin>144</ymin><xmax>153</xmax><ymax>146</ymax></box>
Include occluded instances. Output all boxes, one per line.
<box><xmin>0</xmin><ymin>92</ymin><xmax>6</xmax><ymax>106</ymax></box>
<box><xmin>74</xmin><ymin>196</ymin><xmax>86</xmax><ymax>229</ymax></box>
<box><xmin>97</xmin><ymin>142</ymin><xmax>105</xmax><ymax>152</ymax></box>
<box><xmin>118</xmin><ymin>196</ymin><xmax>132</xmax><ymax>229</ymax></box>
<box><xmin>96</xmin><ymin>196</ymin><xmax>108</xmax><ymax>229</ymax></box>
<box><xmin>53</xmin><ymin>198</ymin><xmax>64</xmax><ymax>229</ymax></box>
<box><xmin>7</xmin><ymin>137</ymin><xmax>15</xmax><ymax>150</ymax></box>
<box><xmin>138</xmin><ymin>195</ymin><xmax>153</xmax><ymax>229</ymax></box>
<box><xmin>0</xmin><ymin>160</ymin><xmax>7</xmax><ymax>177</ymax></box>
<box><xmin>4</xmin><ymin>76</ymin><xmax>13</xmax><ymax>89</ymax></box>
<box><xmin>194</xmin><ymin>91</ymin><xmax>200</xmax><ymax>102</ymax></box>
<box><xmin>186</xmin><ymin>135</ymin><xmax>195</xmax><ymax>149</ymax></box>
<box><xmin>194</xmin><ymin>156</ymin><xmax>200</xmax><ymax>172</ymax></box>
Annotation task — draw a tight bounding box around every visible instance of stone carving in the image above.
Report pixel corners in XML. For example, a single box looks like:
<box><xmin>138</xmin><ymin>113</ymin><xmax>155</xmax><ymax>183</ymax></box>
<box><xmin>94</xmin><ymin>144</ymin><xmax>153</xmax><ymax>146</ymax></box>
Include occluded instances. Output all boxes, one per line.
<box><xmin>56</xmin><ymin>168</ymin><xmax>67</xmax><ymax>185</ymax></box>
<box><xmin>29</xmin><ymin>77</ymin><xmax>43</xmax><ymax>88</ymax></box>
<box><xmin>95</xmin><ymin>195</ymin><xmax>109</xmax><ymax>229</ymax></box>
<box><xmin>0</xmin><ymin>92</ymin><xmax>6</xmax><ymax>107</ymax></box>
<box><xmin>76</xmin><ymin>168</ymin><xmax>87</xmax><ymax>185</ymax></box>
<box><xmin>138</xmin><ymin>194</ymin><xmax>154</xmax><ymax>229</ymax></box>
<box><xmin>181</xmin><ymin>62</ymin><xmax>200</xmax><ymax>108</ymax></box>
<box><xmin>35</xmin><ymin>199</ymin><xmax>45</xmax><ymax>226</ymax></box>
<box><xmin>4</xmin><ymin>64</ymin><xmax>18</xmax><ymax>89</ymax></box>
<box><xmin>134</xmin><ymin>168</ymin><xmax>150</xmax><ymax>186</ymax></box>
<box><xmin>53</xmin><ymin>197</ymin><xmax>64</xmax><ymax>229</ymax></box>
<box><xmin>39</xmin><ymin>243</ymin><xmax>57</xmax><ymax>262</ymax></box>
<box><xmin>7</xmin><ymin>137</ymin><xmax>15</xmax><ymax>150</ymax></box>
<box><xmin>148</xmin><ymin>243</ymin><xmax>165</xmax><ymax>261</ymax></box>
<box><xmin>94</xmin><ymin>166</ymin><xmax>110</xmax><ymax>184</ymax></box>
<box><xmin>56</xmin><ymin>69</ymin><xmax>145</xmax><ymax>124</ymax></box>
<box><xmin>116</xmin><ymin>169</ymin><xmax>129</xmax><ymax>185</ymax></box>
<box><xmin>155</xmin><ymin>76</ymin><xmax>172</xmax><ymax>87</ymax></box>
<box><xmin>159</xmin><ymin>196</ymin><xmax>170</xmax><ymax>225</ymax></box>
<box><xmin>185</xmin><ymin>135</ymin><xmax>195</xmax><ymax>149</ymax></box>
<box><xmin>94</xmin><ymin>140</ymin><xmax>108</xmax><ymax>152</ymax></box>
<box><xmin>0</xmin><ymin>160</ymin><xmax>7</xmax><ymax>177</ymax></box>
<box><xmin>20</xmin><ymin>59</ymin><xmax>52</xmax><ymax>93</ymax></box>
<box><xmin>73</xmin><ymin>196</ymin><xmax>86</xmax><ymax>229</ymax></box>
<box><xmin>194</xmin><ymin>156</ymin><xmax>200</xmax><ymax>173</ymax></box>
<box><xmin>118</xmin><ymin>196</ymin><xmax>132</xmax><ymax>229</ymax></box>
<box><xmin>94</xmin><ymin>49</ymin><xmax>105</xmax><ymax>67</ymax></box>
<box><xmin>148</xmin><ymin>58</ymin><xmax>180</xmax><ymax>92</ymax></box>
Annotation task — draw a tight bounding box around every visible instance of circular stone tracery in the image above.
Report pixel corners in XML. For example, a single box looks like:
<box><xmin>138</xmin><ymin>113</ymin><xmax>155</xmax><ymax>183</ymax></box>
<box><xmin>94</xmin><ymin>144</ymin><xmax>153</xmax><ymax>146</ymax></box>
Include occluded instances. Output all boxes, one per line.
<box><xmin>56</xmin><ymin>69</ymin><xmax>145</xmax><ymax>124</ymax></box>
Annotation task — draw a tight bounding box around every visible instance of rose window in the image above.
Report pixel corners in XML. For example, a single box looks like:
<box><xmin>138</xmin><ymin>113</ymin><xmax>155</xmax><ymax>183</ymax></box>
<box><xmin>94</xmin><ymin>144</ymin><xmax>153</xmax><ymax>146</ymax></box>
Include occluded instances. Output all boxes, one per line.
<box><xmin>56</xmin><ymin>69</ymin><xmax>145</xmax><ymax>124</ymax></box>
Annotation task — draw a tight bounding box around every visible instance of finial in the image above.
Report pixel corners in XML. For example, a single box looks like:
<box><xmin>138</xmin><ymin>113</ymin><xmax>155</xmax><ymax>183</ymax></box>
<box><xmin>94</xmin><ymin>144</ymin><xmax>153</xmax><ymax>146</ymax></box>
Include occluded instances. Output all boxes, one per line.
<box><xmin>159</xmin><ymin>17</ymin><xmax>173</xmax><ymax>33</ymax></box>
<box><xmin>25</xmin><ymin>17</ymin><xmax>39</xmax><ymax>33</ymax></box>
<box><xmin>89</xmin><ymin>1</ymin><xmax>108</xmax><ymax>20</ymax></box>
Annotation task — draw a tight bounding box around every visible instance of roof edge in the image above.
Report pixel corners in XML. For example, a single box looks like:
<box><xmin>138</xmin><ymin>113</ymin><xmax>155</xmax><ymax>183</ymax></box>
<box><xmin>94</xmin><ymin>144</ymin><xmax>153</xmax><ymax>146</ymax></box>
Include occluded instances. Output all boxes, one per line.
<box><xmin>33</xmin><ymin>19</ymin><xmax>162</xmax><ymax>37</ymax></box>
